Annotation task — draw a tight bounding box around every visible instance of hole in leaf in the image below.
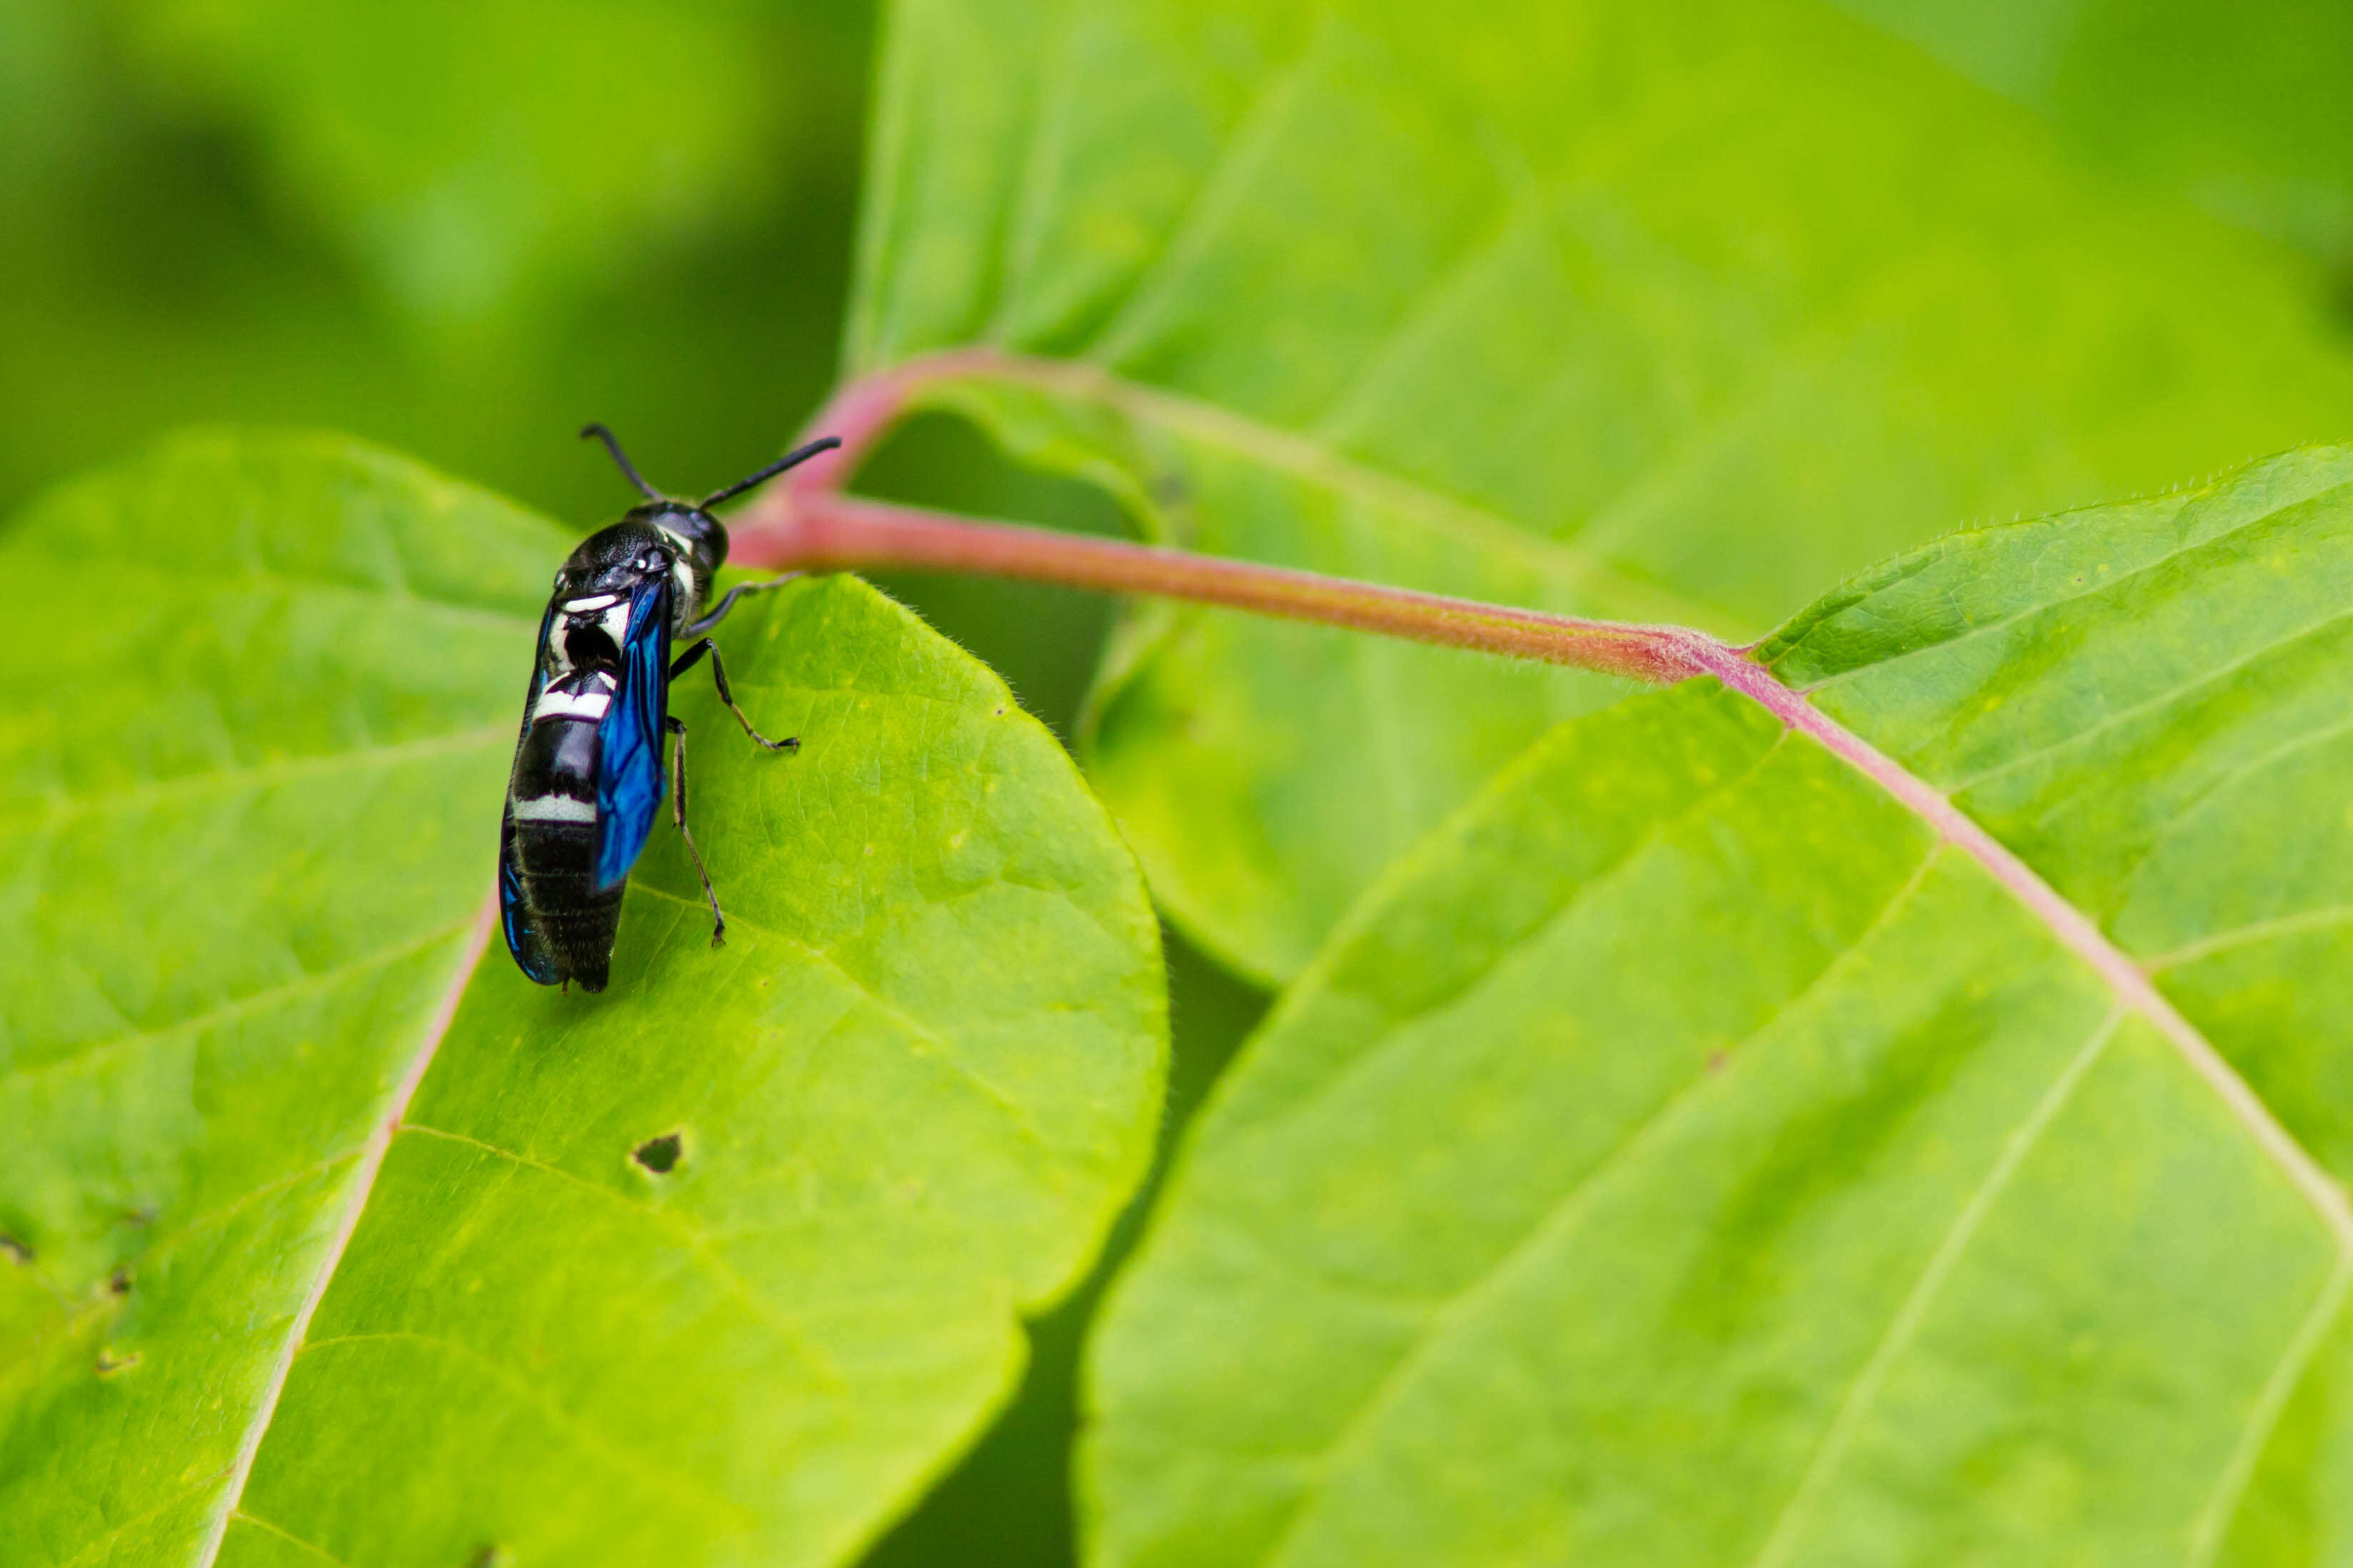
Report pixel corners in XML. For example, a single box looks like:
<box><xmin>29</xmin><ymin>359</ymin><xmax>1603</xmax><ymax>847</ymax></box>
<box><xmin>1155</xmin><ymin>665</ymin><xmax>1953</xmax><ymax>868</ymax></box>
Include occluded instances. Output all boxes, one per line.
<box><xmin>109</xmin><ymin>1267</ymin><xmax>132</xmax><ymax>1296</ymax></box>
<box><xmin>95</xmin><ymin>1347</ymin><xmax>139</xmax><ymax>1375</ymax></box>
<box><xmin>633</xmin><ymin>1132</ymin><xmax>683</xmax><ymax>1174</ymax></box>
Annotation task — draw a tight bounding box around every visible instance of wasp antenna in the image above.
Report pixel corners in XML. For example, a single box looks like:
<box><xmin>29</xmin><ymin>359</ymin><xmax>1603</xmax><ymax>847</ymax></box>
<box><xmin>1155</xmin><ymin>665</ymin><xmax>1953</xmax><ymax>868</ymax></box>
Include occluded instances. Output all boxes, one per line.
<box><xmin>579</xmin><ymin>423</ymin><xmax>666</xmax><ymax>501</ymax></box>
<box><xmin>698</xmin><ymin>436</ymin><xmax>843</xmax><ymax>510</ymax></box>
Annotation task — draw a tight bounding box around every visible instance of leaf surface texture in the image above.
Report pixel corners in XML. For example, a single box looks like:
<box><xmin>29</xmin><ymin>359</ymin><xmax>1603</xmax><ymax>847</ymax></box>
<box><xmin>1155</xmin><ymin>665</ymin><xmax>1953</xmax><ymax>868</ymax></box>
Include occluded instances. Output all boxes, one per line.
<box><xmin>1087</xmin><ymin>451</ymin><xmax>2353</xmax><ymax>1566</ymax></box>
<box><xmin>850</xmin><ymin>0</ymin><xmax>2353</xmax><ymax>980</ymax></box>
<box><xmin>0</xmin><ymin>435</ymin><xmax>1166</xmax><ymax>1567</ymax></box>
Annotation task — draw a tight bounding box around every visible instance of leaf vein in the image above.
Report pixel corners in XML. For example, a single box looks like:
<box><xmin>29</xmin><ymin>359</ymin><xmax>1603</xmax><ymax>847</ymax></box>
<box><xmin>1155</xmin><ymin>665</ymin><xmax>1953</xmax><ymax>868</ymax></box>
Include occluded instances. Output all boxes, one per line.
<box><xmin>2143</xmin><ymin>904</ymin><xmax>2353</xmax><ymax>971</ymax></box>
<box><xmin>1304</xmin><ymin>191</ymin><xmax>1547</xmax><ymax>443</ymax></box>
<box><xmin>396</xmin><ymin>1122</ymin><xmax>848</xmax><ymax>1393</ymax></box>
<box><xmin>1743</xmin><ymin>1007</ymin><xmax>2123</xmax><ymax>1568</ymax></box>
<box><xmin>2186</xmin><ymin>1255</ymin><xmax>2353</xmax><ymax>1565</ymax></box>
<box><xmin>1257</xmin><ymin>841</ymin><xmax>1941</xmax><ymax>1568</ymax></box>
<box><xmin>628</xmin><ymin>883</ymin><xmax>1067</xmax><ymax>1179</ymax></box>
<box><xmin>4</xmin><ymin>726</ymin><xmax>507</xmax><ymax>836</ymax></box>
<box><xmin>294</xmin><ymin>1332</ymin><xmax>746</xmax><ymax>1524</ymax></box>
<box><xmin>984</xmin><ymin>3</ymin><xmax>1086</xmax><ymax>340</ymax></box>
<box><xmin>225</xmin><ymin>1511</ymin><xmax>356</xmax><ymax>1568</ymax></box>
<box><xmin>1083</xmin><ymin>23</ymin><xmax>1326</xmax><ymax>367</ymax></box>
<box><xmin>1</xmin><ymin>921</ymin><xmax>473</xmax><ymax>1088</ymax></box>
<box><xmin>1946</xmin><ymin>599</ymin><xmax>2353</xmax><ymax>794</ymax></box>
<box><xmin>1235</xmin><ymin>733</ymin><xmax>1791</xmax><ymax>1148</ymax></box>
<box><xmin>1795</xmin><ymin>478</ymin><xmax>2353</xmax><ymax>699</ymax></box>
<box><xmin>44</xmin><ymin>1467</ymin><xmax>234</xmax><ymax>1568</ymax></box>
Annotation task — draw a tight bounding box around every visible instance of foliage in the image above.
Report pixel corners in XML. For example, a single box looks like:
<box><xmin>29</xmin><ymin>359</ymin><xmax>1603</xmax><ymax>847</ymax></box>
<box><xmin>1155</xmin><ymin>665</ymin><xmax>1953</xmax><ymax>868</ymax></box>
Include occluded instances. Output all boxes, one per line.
<box><xmin>848</xmin><ymin>0</ymin><xmax>2353</xmax><ymax>983</ymax></box>
<box><xmin>0</xmin><ymin>437</ymin><xmax>1164</xmax><ymax>1564</ymax></box>
<box><xmin>8</xmin><ymin>0</ymin><xmax>2353</xmax><ymax>1565</ymax></box>
<box><xmin>1089</xmin><ymin>451</ymin><xmax>2353</xmax><ymax>1564</ymax></box>
<box><xmin>1827</xmin><ymin>0</ymin><xmax>2353</xmax><ymax>257</ymax></box>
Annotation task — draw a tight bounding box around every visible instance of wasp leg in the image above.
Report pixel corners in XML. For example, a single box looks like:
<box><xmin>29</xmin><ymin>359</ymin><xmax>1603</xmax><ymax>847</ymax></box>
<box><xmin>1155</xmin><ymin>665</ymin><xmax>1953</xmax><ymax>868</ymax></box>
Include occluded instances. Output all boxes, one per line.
<box><xmin>684</xmin><ymin>571</ymin><xmax>803</xmax><ymax>638</ymax></box>
<box><xmin>669</xmin><ymin>638</ymin><xmax>798</xmax><ymax>751</ymax></box>
<box><xmin>666</xmin><ymin>715</ymin><xmax>727</xmax><ymax>948</ymax></box>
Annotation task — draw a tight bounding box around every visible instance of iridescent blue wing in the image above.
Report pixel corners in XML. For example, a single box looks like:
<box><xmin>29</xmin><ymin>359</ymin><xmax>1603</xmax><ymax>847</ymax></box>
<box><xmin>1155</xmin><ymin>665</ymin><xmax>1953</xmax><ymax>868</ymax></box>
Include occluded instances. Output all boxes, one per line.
<box><xmin>499</xmin><ymin>800</ymin><xmax>561</xmax><ymax>983</ymax></box>
<box><xmin>594</xmin><ymin>575</ymin><xmax>672</xmax><ymax>891</ymax></box>
<box><xmin>501</xmin><ymin>603</ymin><xmax>562</xmax><ymax>983</ymax></box>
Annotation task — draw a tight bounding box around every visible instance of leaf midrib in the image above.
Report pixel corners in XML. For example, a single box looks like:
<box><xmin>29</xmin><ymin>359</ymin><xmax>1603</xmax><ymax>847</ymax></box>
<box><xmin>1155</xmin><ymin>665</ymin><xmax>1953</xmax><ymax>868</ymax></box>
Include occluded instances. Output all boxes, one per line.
<box><xmin>1690</xmin><ymin>641</ymin><xmax>2353</xmax><ymax>1242</ymax></box>
<box><xmin>189</xmin><ymin>905</ymin><xmax>495</xmax><ymax>1568</ymax></box>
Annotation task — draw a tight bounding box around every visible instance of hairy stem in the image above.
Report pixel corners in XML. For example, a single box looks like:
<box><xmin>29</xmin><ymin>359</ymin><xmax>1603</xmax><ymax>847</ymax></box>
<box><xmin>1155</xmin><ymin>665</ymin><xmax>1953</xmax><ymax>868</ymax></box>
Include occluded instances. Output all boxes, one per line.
<box><xmin>724</xmin><ymin>354</ymin><xmax>1732</xmax><ymax>685</ymax></box>
<box><xmin>731</xmin><ymin>490</ymin><xmax>1720</xmax><ymax>683</ymax></box>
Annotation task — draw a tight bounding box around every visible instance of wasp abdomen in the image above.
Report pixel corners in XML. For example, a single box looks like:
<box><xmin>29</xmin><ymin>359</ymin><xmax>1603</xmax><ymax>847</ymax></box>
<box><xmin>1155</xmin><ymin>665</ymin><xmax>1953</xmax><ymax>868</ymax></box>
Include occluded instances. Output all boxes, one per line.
<box><xmin>510</xmin><ymin>712</ymin><xmax>621</xmax><ymax>990</ymax></box>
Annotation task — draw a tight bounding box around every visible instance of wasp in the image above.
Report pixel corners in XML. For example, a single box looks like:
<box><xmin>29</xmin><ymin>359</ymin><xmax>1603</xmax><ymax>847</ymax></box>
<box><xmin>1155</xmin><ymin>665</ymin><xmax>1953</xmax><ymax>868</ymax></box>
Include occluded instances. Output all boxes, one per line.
<box><xmin>499</xmin><ymin>425</ymin><xmax>838</xmax><ymax>992</ymax></box>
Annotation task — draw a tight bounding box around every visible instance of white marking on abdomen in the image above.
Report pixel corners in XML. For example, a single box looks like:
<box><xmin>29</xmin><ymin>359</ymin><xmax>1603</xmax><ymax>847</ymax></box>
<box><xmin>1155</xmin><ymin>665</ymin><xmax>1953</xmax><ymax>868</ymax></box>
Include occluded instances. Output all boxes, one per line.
<box><xmin>533</xmin><ymin>687</ymin><xmax>613</xmax><ymax>723</ymax></box>
<box><xmin>513</xmin><ymin>795</ymin><xmax>597</xmax><ymax>824</ymax></box>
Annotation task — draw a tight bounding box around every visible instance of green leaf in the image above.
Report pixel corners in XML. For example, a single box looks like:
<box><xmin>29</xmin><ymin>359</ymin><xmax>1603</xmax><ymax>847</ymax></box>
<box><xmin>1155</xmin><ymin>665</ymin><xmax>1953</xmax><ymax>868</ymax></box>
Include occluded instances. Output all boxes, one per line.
<box><xmin>846</xmin><ymin>0</ymin><xmax>2353</xmax><ymax>982</ymax></box>
<box><xmin>0</xmin><ymin>433</ymin><xmax>1165</xmax><ymax>1566</ymax></box>
<box><xmin>1829</xmin><ymin>0</ymin><xmax>2353</xmax><ymax>257</ymax></box>
<box><xmin>1085</xmin><ymin>448</ymin><xmax>2353</xmax><ymax>1564</ymax></box>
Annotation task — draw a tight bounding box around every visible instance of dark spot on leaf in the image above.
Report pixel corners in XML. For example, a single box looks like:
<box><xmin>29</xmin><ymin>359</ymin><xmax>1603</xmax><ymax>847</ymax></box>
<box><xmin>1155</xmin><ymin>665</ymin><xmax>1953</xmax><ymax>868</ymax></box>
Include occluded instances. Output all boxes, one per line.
<box><xmin>1150</xmin><ymin>471</ymin><xmax>1189</xmax><ymax>507</ymax></box>
<box><xmin>0</xmin><ymin>1235</ymin><xmax>30</xmax><ymax>1265</ymax></box>
<box><xmin>994</xmin><ymin>706</ymin><xmax>1005</xmax><ymax>717</ymax></box>
<box><xmin>633</xmin><ymin>1132</ymin><xmax>683</xmax><ymax>1174</ymax></box>
<box><xmin>468</xmin><ymin>1546</ymin><xmax>510</xmax><ymax>1568</ymax></box>
<box><xmin>95</xmin><ymin>1348</ymin><xmax>139</xmax><ymax>1375</ymax></box>
<box><xmin>1706</xmin><ymin>1050</ymin><xmax>1729</xmax><ymax>1075</ymax></box>
<box><xmin>123</xmin><ymin>1205</ymin><xmax>155</xmax><ymax>1227</ymax></box>
<box><xmin>109</xmin><ymin>1267</ymin><xmax>132</xmax><ymax>1296</ymax></box>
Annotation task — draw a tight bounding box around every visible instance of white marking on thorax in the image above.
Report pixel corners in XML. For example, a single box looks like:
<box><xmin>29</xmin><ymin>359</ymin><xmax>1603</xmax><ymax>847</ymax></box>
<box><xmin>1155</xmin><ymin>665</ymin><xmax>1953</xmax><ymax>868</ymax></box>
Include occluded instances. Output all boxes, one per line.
<box><xmin>665</xmin><ymin>552</ymin><xmax>700</xmax><ymax>624</ymax></box>
<box><xmin>512</xmin><ymin>795</ymin><xmax>598</xmax><ymax>824</ymax></box>
<box><xmin>543</xmin><ymin>602</ymin><xmax>636</xmax><ymax>680</ymax></box>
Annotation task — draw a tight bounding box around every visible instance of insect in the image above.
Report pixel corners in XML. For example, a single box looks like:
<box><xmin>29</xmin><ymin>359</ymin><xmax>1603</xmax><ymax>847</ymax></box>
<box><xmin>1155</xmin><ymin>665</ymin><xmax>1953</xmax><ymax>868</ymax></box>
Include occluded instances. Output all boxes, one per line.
<box><xmin>500</xmin><ymin>424</ymin><xmax>839</xmax><ymax>992</ymax></box>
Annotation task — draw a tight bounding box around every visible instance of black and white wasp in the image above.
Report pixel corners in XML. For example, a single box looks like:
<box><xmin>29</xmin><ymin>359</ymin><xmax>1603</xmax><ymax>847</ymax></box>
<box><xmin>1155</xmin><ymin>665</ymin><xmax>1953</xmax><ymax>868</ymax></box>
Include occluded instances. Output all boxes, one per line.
<box><xmin>500</xmin><ymin>425</ymin><xmax>839</xmax><ymax>992</ymax></box>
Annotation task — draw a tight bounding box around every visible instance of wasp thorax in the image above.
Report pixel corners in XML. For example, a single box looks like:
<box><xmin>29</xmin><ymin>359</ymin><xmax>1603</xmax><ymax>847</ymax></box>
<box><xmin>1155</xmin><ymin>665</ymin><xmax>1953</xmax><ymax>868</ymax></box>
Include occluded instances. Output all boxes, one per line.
<box><xmin>636</xmin><ymin>502</ymin><xmax>729</xmax><ymax>571</ymax></box>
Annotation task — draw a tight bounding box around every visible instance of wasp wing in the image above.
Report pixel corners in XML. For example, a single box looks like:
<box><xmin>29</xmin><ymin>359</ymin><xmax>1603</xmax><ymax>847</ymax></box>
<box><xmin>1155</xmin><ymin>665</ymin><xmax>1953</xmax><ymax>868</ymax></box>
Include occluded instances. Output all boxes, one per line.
<box><xmin>593</xmin><ymin>574</ymin><xmax>673</xmax><ymax>892</ymax></box>
<box><xmin>500</xmin><ymin>603</ymin><xmax>564</xmax><ymax>983</ymax></box>
<box><xmin>500</xmin><ymin>799</ymin><xmax>562</xmax><ymax>984</ymax></box>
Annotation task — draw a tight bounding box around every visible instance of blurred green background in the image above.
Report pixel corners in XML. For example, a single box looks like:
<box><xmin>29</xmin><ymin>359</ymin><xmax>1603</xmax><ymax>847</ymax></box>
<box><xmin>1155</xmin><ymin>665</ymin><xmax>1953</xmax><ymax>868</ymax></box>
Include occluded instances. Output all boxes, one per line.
<box><xmin>4</xmin><ymin>1</ymin><xmax>2348</xmax><ymax>1561</ymax></box>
